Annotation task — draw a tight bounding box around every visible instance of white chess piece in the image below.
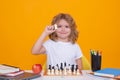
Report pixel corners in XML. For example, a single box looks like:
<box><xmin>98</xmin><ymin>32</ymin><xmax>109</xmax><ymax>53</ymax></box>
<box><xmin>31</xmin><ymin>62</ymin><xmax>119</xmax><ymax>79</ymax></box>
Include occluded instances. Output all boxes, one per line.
<box><xmin>59</xmin><ymin>69</ymin><xmax>62</xmax><ymax>75</ymax></box>
<box><xmin>76</xmin><ymin>69</ymin><xmax>80</xmax><ymax>75</ymax></box>
<box><xmin>68</xmin><ymin>69</ymin><xmax>72</xmax><ymax>75</ymax></box>
<box><xmin>54</xmin><ymin>24</ymin><xmax>58</xmax><ymax>30</ymax></box>
<box><xmin>55</xmin><ymin>69</ymin><xmax>59</xmax><ymax>75</ymax></box>
<box><xmin>63</xmin><ymin>67</ymin><xmax>67</xmax><ymax>75</ymax></box>
<box><xmin>51</xmin><ymin>68</ymin><xmax>54</xmax><ymax>75</ymax></box>
<box><xmin>47</xmin><ymin>69</ymin><xmax>51</xmax><ymax>75</ymax></box>
<box><xmin>68</xmin><ymin>66</ymin><xmax>72</xmax><ymax>75</ymax></box>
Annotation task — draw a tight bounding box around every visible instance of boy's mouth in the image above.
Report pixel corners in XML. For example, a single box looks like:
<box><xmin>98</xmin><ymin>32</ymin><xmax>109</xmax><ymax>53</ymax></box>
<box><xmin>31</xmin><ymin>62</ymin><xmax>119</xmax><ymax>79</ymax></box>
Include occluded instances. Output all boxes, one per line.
<box><xmin>59</xmin><ymin>32</ymin><xmax>68</xmax><ymax>34</ymax></box>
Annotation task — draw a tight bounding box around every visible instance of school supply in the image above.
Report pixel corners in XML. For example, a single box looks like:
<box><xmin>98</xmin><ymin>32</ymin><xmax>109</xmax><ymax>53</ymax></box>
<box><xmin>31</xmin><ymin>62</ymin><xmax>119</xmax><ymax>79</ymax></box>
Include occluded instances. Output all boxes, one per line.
<box><xmin>0</xmin><ymin>64</ymin><xmax>20</xmax><ymax>74</ymax></box>
<box><xmin>90</xmin><ymin>49</ymin><xmax>102</xmax><ymax>72</ymax></box>
<box><xmin>3</xmin><ymin>70</ymin><xmax>24</xmax><ymax>76</ymax></box>
<box><xmin>0</xmin><ymin>72</ymin><xmax>41</xmax><ymax>80</ymax></box>
<box><xmin>94</xmin><ymin>68</ymin><xmax>120</xmax><ymax>77</ymax></box>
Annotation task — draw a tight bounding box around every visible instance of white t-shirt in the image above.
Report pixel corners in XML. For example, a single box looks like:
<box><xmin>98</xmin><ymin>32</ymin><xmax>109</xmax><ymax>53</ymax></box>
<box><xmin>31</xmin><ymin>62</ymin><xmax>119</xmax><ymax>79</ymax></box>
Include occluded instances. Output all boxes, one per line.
<box><xmin>43</xmin><ymin>39</ymin><xmax>83</xmax><ymax>68</ymax></box>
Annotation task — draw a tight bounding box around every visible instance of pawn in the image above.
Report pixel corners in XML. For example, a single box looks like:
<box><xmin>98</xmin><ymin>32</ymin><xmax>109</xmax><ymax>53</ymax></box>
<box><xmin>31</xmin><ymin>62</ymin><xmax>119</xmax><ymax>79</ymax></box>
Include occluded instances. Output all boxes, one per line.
<box><xmin>55</xmin><ymin>69</ymin><xmax>59</xmax><ymax>75</ymax></box>
<box><xmin>47</xmin><ymin>65</ymin><xmax>51</xmax><ymax>75</ymax></box>
<box><xmin>63</xmin><ymin>67</ymin><xmax>67</xmax><ymax>75</ymax></box>
<box><xmin>75</xmin><ymin>65</ymin><xmax>80</xmax><ymax>75</ymax></box>
<box><xmin>73</xmin><ymin>68</ymin><xmax>76</xmax><ymax>75</ymax></box>
<box><xmin>68</xmin><ymin>64</ymin><xmax>72</xmax><ymax>75</ymax></box>
<box><xmin>51</xmin><ymin>66</ymin><xmax>55</xmax><ymax>75</ymax></box>
<box><xmin>63</xmin><ymin>63</ymin><xmax>67</xmax><ymax>75</ymax></box>
<box><xmin>59</xmin><ymin>69</ymin><xmax>62</xmax><ymax>75</ymax></box>
<box><xmin>55</xmin><ymin>66</ymin><xmax>59</xmax><ymax>75</ymax></box>
<box><xmin>47</xmin><ymin>69</ymin><xmax>51</xmax><ymax>75</ymax></box>
<box><xmin>68</xmin><ymin>69</ymin><xmax>72</xmax><ymax>75</ymax></box>
<box><xmin>76</xmin><ymin>69</ymin><xmax>80</xmax><ymax>75</ymax></box>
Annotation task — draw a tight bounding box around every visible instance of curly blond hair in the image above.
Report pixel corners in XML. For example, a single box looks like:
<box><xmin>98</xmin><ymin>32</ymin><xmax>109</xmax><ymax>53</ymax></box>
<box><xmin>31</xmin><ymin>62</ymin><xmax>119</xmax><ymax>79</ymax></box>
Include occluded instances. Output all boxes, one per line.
<box><xmin>49</xmin><ymin>13</ymin><xmax>78</xmax><ymax>44</ymax></box>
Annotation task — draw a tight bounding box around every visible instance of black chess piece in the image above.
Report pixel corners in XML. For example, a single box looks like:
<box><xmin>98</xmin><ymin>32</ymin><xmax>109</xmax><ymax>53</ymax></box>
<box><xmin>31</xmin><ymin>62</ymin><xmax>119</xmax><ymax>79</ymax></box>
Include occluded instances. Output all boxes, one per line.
<box><xmin>75</xmin><ymin>65</ymin><xmax>78</xmax><ymax>71</ymax></box>
<box><xmin>48</xmin><ymin>65</ymin><xmax>51</xmax><ymax>70</ymax></box>
<box><xmin>60</xmin><ymin>63</ymin><xmax>63</xmax><ymax>71</ymax></box>
<box><xmin>71</xmin><ymin>64</ymin><xmax>74</xmax><ymax>72</ymax></box>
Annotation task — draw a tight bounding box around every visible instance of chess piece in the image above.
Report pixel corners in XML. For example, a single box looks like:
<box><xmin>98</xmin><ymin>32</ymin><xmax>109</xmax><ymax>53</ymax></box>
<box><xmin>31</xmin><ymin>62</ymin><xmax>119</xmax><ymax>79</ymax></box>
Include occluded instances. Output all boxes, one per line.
<box><xmin>47</xmin><ymin>65</ymin><xmax>51</xmax><ymax>75</ymax></box>
<box><xmin>76</xmin><ymin>69</ymin><xmax>80</xmax><ymax>75</ymax></box>
<box><xmin>59</xmin><ymin>63</ymin><xmax>63</xmax><ymax>75</ymax></box>
<box><xmin>73</xmin><ymin>68</ymin><xmax>76</xmax><ymax>75</ymax></box>
<box><xmin>54</xmin><ymin>24</ymin><xmax>58</xmax><ymax>30</ymax></box>
<box><xmin>63</xmin><ymin>62</ymin><xmax>67</xmax><ymax>75</ymax></box>
<box><xmin>60</xmin><ymin>63</ymin><xmax>63</xmax><ymax>71</ymax></box>
<box><xmin>55</xmin><ymin>66</ymin><xmax>59</xmax><ymax>75</ymax></box>
<box><xmin>59</xmin><ymin>69</ymin><xmax>62</xmax><ymax>75</ymax></box>
<box><xmin>75</xmin><ymin>65</ymin><xmax>80</xmax><ymax>75</ymax></box>
<box><xmin>55</xmin><ymin>69</ymin><xmax>58</xmax><ymax>75</ymax></box>
<box><xmin>68</xmin><ymin>64</ymin><xmax>72</xmax><ymax>75</ymax></box>
<box><xmin>71</xmin><ymin>64</ymin><xmax>74</xmax><ymax>75</ymax></box>
<box><xmin>47</xmin><ymin>68</ymin><xmax>51</xmax><ymax>75</ymax></box>
<box><xmin>51</xmin><ymin>66</ymin><xmax>55</xmax><ymax>75</ymax></box>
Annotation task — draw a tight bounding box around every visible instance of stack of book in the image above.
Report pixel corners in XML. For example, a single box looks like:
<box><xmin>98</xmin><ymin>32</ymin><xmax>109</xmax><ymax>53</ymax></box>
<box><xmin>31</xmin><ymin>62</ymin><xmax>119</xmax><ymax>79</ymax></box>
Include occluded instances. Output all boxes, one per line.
<box><xmin>0</xmin><ymin>64</ymin><xmax>24</xmax><ymax>76</ymax></box>
<box><xmin>94</xmin><ymin>68</ymin><xmax>120</xmax><ymax>79</ymax></box>
<box><xmin>0</xmin><ymin>64</ymin><xmax>41</xmax><ymax>80</ymax></box>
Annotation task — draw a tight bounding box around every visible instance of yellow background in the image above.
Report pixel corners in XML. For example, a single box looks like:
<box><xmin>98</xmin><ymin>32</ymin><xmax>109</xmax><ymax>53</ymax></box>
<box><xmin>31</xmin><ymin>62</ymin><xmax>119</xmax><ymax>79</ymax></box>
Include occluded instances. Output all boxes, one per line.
<box><xmin>0</xmin><ymin>0</ymin><xmax>120</xmax><ymax>70</ymax></box>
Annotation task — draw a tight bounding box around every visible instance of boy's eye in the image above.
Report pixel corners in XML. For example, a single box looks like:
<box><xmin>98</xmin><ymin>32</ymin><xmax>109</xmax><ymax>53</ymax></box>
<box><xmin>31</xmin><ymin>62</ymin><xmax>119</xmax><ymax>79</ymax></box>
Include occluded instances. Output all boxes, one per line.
<box><xmin>65</xmin><ymin>26</ymin><xmax>69</xmax><ymax>28</ymax></box>
<box><xmin>57</xmin><ymin>26</ymin><xmax>62</xmax><ymax>28</ymax></box>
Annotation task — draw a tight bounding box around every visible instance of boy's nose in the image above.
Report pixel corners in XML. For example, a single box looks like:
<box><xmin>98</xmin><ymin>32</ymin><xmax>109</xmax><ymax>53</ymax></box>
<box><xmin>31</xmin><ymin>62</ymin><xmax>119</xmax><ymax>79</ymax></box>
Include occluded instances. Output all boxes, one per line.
<box><xmin>61</xmin><ymin>26</ymin><xmax>65</xmax><ymax>31</ymax></box>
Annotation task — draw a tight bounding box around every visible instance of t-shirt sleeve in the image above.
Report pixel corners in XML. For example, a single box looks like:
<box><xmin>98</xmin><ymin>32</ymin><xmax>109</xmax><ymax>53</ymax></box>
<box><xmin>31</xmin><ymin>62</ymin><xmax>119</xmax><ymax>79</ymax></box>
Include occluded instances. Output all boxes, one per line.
<box><xmin>43</xmin><ymin>40</ymin><xmax>51</xmax><ymax>54</ymax></box>
<box><xmin>75</xmin><ymin>44</ymin><xmax>83</xmax><ymax>59</ymax></box>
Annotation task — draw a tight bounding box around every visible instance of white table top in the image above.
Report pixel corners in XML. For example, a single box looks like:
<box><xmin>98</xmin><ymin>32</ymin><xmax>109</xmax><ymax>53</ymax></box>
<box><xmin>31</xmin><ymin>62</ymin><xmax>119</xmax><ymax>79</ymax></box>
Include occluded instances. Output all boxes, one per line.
<box><xmin>25</xmin><ymin>70</ymin><xmax>113</xmax><ymax>80</ymax></box>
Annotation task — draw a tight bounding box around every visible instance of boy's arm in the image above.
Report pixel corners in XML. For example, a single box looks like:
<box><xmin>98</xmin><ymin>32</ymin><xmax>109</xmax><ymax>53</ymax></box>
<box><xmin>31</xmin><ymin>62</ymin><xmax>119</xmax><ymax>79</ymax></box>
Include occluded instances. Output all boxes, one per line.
<box><xmin>76</xmin><ymin>58</ymin><xmax>83</xmax><ymax>74</ymax></box>
<box><xmin>32</xmin><ymin>31</ymin><xmax>48</xmax><ymax>54</ymax></box>
<box><xmin>32</xmin><ymin>26</ymin><xmax>56</xmax><ymax>54</ymax></box>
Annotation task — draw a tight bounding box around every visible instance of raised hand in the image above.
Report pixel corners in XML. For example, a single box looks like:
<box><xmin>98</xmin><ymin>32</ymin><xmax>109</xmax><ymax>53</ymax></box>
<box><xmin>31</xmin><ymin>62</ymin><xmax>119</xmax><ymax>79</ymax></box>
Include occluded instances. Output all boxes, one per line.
<box><xmin>44</xmin><ymin>25</ymin><xmax>56</xmax><ymax>35</ymax></box>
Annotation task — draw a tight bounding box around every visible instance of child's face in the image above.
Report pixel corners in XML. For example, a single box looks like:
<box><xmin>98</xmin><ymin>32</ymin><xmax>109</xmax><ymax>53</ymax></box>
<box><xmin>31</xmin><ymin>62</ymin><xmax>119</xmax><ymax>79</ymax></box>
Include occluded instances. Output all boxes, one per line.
<box><xmin>55</xmin><ymin>19</ymin><xmax>71</xmax><ymax>41</ymax></box>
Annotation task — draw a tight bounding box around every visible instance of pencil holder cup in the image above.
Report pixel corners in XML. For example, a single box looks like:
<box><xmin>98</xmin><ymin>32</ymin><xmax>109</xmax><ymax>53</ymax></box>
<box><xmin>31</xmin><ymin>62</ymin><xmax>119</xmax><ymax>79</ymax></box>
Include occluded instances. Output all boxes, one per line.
<box><xmin>90</xmin><ymin>50</ymin><xmax>102</xmax><ymax>72</ymax></box>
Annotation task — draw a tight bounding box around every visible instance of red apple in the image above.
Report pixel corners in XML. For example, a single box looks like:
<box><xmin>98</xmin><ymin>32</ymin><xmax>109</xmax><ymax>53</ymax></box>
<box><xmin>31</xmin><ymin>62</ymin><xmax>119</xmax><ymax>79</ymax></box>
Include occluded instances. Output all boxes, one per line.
<box><xmin>32</xmin><ymin>64</ymin><xmax>42</xmax><ymax>74</ymax></box>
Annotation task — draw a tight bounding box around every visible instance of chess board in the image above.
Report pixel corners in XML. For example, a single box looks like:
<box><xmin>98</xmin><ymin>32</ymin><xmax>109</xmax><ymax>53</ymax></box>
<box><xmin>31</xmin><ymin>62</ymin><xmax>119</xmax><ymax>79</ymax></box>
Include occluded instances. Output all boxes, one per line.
<box><xmin>25</xmin><ymin>70</ymin><xmax>112</xmax><ymax>80</ymax></box>
<box><xmin>35</xmin><ymin>70</ymin><xmax>112</xmax><ymax>80</ymax></box>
